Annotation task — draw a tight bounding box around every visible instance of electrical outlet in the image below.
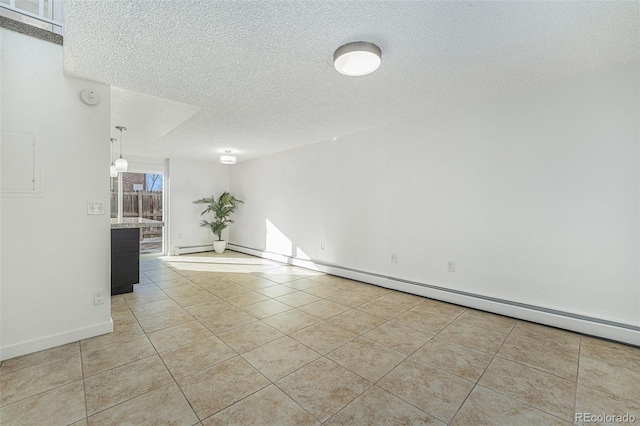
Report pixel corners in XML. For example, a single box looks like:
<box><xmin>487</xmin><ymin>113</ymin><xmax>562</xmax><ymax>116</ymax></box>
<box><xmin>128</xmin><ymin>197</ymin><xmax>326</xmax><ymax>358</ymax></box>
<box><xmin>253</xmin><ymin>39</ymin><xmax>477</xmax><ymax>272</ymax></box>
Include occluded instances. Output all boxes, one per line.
<box><xmin>320</xmin><ymin>243</ymin><xmax>326</xmax><ymax>251</ymax></box>
<box><xmin>391</xmin><ymin>253</ymin><xmax>398</xmax><ymax>263</ymax></box>
<box><xmin>93</xmin><ymin>291</ymin><xmax>105</xmax><ymax>305</ymax></box>
<box><xmin>447</xmin><ymin>261</ymin><xmax>455</xmax><ymax>272</ymax></box>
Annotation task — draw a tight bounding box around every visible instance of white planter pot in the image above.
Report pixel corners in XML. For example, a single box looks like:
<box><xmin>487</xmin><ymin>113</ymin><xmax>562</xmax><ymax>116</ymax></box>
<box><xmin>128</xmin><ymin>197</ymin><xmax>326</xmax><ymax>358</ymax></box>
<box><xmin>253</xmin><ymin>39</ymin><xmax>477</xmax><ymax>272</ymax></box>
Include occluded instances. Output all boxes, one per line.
<box><xmin>213</xmin><ymin>240</ymin><xmax>227</xmax><ymax>254</ymax></box>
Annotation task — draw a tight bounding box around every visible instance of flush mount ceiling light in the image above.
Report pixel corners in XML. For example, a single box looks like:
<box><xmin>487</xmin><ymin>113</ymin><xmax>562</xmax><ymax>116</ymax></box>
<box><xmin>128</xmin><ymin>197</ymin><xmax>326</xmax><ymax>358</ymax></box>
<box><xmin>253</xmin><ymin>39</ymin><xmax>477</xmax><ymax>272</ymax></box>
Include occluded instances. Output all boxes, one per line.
<box><xmin>109</xmin><ymin>138</ymin><xmax>118</xmax><ymax>177</ymax></box>
<box><xmin>220</xmin><ymin>150</ymin><xmax>236</xmax><ymax>165</ymax></box>
<box><xmin>334</xmin><ymin>41</ymin><xmax>381</xmax><ymax>76</ymax></box>
<box><xmin>114</xmin><ymin>126</ymin><xmax>128</xmax><ymax>172</ymax></box>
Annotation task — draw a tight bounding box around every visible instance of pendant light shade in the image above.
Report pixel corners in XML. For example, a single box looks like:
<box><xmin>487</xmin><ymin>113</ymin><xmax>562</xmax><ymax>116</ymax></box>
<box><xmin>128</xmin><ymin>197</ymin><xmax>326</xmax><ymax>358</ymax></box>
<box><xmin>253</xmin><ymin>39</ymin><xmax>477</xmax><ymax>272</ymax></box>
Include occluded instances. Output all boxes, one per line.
<box><xmin>334</xmin><ymin>42</ymin><xmax>381</xmax><ymax>76</ymax></box>
<box><xmin>220</xmin><ymin>150</ymin><xmax>236</xmax><ymax>165</ymax></box>
<box><xmin>115</xmin><ymin>126</ymin><xmax>128</xmax><ymax>172</ymax></box>
<box><xmin>109</xmin><ymin>138</ymin><xmax>118</xmax><ymax>177</ymax></box>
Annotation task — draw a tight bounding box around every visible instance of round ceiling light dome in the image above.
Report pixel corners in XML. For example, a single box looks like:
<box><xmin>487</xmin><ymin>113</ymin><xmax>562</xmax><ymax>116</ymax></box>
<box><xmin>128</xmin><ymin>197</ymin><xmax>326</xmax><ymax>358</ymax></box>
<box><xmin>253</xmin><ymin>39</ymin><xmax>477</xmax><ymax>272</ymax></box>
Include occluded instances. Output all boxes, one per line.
<box><xmin>334</xmin><ymin>42</ymin><xmax>381</xmax><ymax>77</ymax></box>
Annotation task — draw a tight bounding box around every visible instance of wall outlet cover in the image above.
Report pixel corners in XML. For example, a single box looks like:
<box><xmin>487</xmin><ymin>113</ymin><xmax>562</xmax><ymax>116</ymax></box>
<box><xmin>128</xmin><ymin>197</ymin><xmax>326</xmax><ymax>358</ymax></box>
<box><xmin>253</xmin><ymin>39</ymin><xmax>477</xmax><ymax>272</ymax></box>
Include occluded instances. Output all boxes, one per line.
<box><xmin>87</xmin><ymin>201</ymin><xmax>104</xmax><ymax>215</ymax></box>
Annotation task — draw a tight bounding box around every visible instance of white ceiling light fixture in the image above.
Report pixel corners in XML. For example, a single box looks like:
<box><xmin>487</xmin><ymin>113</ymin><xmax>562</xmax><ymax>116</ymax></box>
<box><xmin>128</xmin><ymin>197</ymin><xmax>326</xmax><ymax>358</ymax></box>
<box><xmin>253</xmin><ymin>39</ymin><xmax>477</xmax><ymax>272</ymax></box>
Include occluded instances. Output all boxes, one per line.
<box><xmin>114</xmin><ymin>126</ymin><xmax>128</xmax><ymax>172</ymax></box>
<box><xmin>109</xmin><ymin>138</ymin><xmax>118</xmax><ymax>177</ymax></box>
<box><xmin>220</xmin><ymin>150</ymin><xmax>236</xmax><ymax>165</ymax></box>
<box><xmin>334</xmin><ymin>41</ymin><xmax>382</xmax><ymax>77</ymax></box>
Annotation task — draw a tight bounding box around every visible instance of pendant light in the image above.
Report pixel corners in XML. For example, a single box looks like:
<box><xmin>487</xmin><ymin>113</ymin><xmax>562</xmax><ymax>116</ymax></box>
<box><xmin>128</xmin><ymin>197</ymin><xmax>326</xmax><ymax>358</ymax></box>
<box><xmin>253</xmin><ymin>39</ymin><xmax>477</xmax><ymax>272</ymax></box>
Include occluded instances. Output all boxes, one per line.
<box><xmin>114</xmin><ymin>126</ymin><xmax>128</xmax><ymax>172</ymax></box>
<box><xmin>334</xmin><ymin>42</ymin><xmax>381</xmax><ymax>76</ymax></box>
<box><xmin>220</xmin><ymin>150</ymin><xmax>236</xmax><ymax>165</ymax></box>
<box><xmin>109</xmin><ymin>138</ymin><xmax>118</xmax><ymax>177</ymax></box>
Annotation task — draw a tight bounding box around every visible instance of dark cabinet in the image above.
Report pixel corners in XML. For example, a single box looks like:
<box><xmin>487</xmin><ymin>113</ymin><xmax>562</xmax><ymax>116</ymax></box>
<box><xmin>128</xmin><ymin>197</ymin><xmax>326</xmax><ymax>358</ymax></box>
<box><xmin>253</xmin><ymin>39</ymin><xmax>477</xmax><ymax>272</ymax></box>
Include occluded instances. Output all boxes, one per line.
<box><xmin>111</xmin><ymin>228</ymin><xmax>140</xmax><ymax>295</ymax></box>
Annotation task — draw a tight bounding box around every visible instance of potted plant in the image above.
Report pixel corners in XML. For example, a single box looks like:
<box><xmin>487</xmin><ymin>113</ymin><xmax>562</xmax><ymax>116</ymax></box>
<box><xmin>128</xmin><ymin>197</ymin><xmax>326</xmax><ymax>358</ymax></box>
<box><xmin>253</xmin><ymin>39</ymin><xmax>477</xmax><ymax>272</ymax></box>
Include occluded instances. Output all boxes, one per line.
<box><xmin>193</xmin><ymin>192</ymin><xmax>244</xmax><ymax>254</ymax></box>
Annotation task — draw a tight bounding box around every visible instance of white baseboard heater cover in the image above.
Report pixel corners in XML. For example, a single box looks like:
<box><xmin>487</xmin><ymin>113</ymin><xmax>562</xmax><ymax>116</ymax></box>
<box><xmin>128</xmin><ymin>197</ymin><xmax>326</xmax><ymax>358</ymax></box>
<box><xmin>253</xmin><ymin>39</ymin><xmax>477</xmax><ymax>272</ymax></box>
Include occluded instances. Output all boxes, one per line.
<box><xmin>174</xmin><ymin>244</ymin><xmax>213</xmax><ymax>255</ymax></box>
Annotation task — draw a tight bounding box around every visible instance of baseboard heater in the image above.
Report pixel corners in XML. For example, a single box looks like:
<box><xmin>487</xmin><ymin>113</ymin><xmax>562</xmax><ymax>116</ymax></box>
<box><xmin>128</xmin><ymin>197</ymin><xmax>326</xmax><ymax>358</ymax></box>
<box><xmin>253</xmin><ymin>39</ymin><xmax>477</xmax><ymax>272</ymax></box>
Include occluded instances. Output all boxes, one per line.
<box><xmin>228</xmin><ymin>243</ymin><xmax>640</xmax><ymax>347</ymax></box>
<box><xmin>174</xmin><ymin>244</ymin><xmax>213</xmax><ymax>256</ymax></box>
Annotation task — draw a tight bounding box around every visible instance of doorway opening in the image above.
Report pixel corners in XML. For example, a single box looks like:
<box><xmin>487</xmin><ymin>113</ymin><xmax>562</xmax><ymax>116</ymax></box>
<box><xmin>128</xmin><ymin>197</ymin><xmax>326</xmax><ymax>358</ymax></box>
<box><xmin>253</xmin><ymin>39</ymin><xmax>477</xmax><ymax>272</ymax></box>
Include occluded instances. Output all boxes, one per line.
<box><xmin>110</xmin><ymin>172</ymin><xmax>164</xmax><ymax>254</ymax></box>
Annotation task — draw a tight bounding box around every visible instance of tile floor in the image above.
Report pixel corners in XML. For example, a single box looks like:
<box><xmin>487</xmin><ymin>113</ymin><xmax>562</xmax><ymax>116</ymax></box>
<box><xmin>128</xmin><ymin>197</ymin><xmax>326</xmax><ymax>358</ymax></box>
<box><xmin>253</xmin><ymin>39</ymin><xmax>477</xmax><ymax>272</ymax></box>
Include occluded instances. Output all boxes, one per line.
<box><xmin>1</xmin><ymin>251</ymin><xmax>639</xmax><ymax>425</ymax></box>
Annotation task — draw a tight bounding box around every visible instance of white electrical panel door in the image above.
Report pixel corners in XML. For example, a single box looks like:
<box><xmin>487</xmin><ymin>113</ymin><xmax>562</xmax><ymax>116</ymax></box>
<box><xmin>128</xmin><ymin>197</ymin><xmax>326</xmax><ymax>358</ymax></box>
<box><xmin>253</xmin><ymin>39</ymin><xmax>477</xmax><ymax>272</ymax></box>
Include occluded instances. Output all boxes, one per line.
<box><xmin>1</xmin><ymin>130</ymin><xmax>42</xmax><ymax>196</ymax></box>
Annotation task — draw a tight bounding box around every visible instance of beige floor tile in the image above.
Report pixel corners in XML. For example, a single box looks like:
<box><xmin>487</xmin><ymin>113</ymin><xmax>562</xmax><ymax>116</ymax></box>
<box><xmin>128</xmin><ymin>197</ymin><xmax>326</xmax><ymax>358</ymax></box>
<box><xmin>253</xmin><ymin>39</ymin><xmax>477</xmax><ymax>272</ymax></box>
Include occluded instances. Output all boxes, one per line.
<box><xmin>136</xmin><ymin>308</ymin><xmax>195</xmax><ymax>333</ymax></box>
<box><xmin>152</xmin><ymin>276</ymin><xmax>194</xmax><ymax>289</ymax></box>
<box><xmin>143</xmin><ymin>268</ymin><xmax>183</xmax><ymax>282</ymax></box>
<box><xmin>298</xmin><ymin>299</ymin><xmax>350</xmax><ymax>319</ymax></box>
<box><xmin>393</xmin><ymin>308</ymin><xmax>454</xmax><ymax>335</ymax></box>
<box><xmin>0</xmin><ymin>380</ymin><xmax>85</xmax><ymax>425</ymax></box>
<box><xmin>110</xmin><ymin>307</ymin><xmax>136</xmax><ymax>322</ymax></box>
<box><xmin>478</xmin><ymin>357</ymin><xmax>576</xmax><ymax>421</ymax></box>
<box><xmin>241</xmin><ymin>299</ymin><xmax>292</xmax><ymax>319</ymax></box>
<box><xmin>275</xmin><ymin>357</ymin><xmax>371</xmax><ymax>422</ymax></box>
<box><xmin>70</xmin><ymin>419</ymin><xmax>88</xmax><ymax>426</ymax></box>
<box><xmin>236</xmin><ymin>277</ymin><xmax>283</xmax><ymax>289</ymax></box>
<box><xmin>581</xmin><ymin>336</ymin><xmax>640</xmax><ymax>372</ymax></box>
<box><xmin>575</xmin><ymin>384</ymin><xmax>640</xmax><ymax>424</ymax></box>
<box><xmin>327</xmin><ymin>337</ymin><xmax>406</xmax><ymax>382</ymax></box>
<box><xmin>160</xmin><ymin>336</ymin><xmax>236</xmax><ymax>378</ymax></box>
<box><xmin>578</xmin><ymin>355</ymin><xmax>640</xmax><ymax>402</ymax></box>
<box><xmin>284</xmin><ymin>278</ymin><xmax>324</xmax><ymax>290</ymax></box>
<box><xmin>81</xmin><ymin>319</ymin><xmax>145</xmax><ymax>351</ymax></box>
<box><xmin>376</xmin><ymin>291</ymin><xmax>424</xmax><ymax>306</ymax></box>
<box><xmin>436</xmin><ymin>321</ymin><xmax>507</xmax><ymax>354</ymax></box>
<box><xmin>349</xmin><ymin>284</ymin><xmax>390</xmax><ymax>297</ymax></box>
<box><xmin>262</xmin><ymin>309</ymin><xmax>322</xmax><ymax>334</ymax></box>
<box><xmin>290</xmin><ymin>322</ymin><xmax>358</xmax><ymax>355</ymax></box>
<box><xmin>217</xmin><ymin>321</ymin><xmax>285</xmax><ymax>354</ymax></box>
<box><xmin>455</xmin><ymin>309</ymin><xmax>516</xmax><ymax>334</ymax></box>
<box><xmin>498</xmin><ymin>333</ymin><xmax>579</xmax><ymax>380</ymax></box>
<box><xmin>82</xmin><ymin>336</ymin><xmax>156</xmax><ymax>377</ymax></box>
<box><xmin>412</xmin><ymin>337</ymin><xmax>493</xmax><ymax>382</ymax></box>
<box><xmin>202</xmin><ymin>384</ymin><xmax>319</xmax><ymax>426</ymax></box>
<box><xmin>325</xmin><ymin>309</ymin><xmax>387</xmax><ymax>335</ymax></box>
<box><xmin>202</xmin><ymin>282</ymin><xmax>250</xmax><ymax>298</ymax></box>
<box><xmin>306</xmin><ymin>274</ymin><xmax>342</xmax><ymax>284</ymax></box>
<box><xmin>377</xmin><ymin>358</ymin><xmax>474</xmax><ymax>423</ymax></box>
<box><xmin>199</xmin><ymin>308</ymin><xmax>257</xmax><ymax>334</ymax></box>
<box><xmin>87</xmin><ymin>383</ymin><xmax>198</xmax><ymax>426</ymax></box>
<box><xmin>129</xmin><ymin>297</ymin><xmax>183</xmax><ymax>318</ymax></box>
<box><xmin>0</xmin><ymin>352</ymin><xmax>82</xmax><ymax>406</ymax></box>
<box><xmin>162</xmin><ymin>283</ymin><xmax>205</xmax><ymax>297</ymax></box>
<box><xmin>364</xmin><ymin>320</ymin><xmax>433</xmax><ymax>355</ymax></box>
<box><xmin>303</xmin><ymin>285</ymin><xmax>347</xmax><ymax>298</ymax></box>
<box><xmin>511</xmin><ymin>321</ymin><xmax>581</xmax><ymax>354</ymax></box>
<box><xmin>450</xmin><ymin>386</ymin><xmax>570</xmax><ymax>426</ymax></box>
<box><xmin>260</xmin><ymin>273</ymin><xmax>307</xmax><ymax>284</ymax></box>
<box><xmin>0</xmin><ymin>342</ymin><xmax>79</xmax><ymax>375</ymax></box>
<box><xmin>123</xmin><ymin>288</ymin><xmax>169</xmax><ymax>305</ymax></box>
<box><xmin>172</xmin><ymin>291</ymin><xmax>224</xmax><ymax>308</ymax></box>
<box><xmin>325</xmin><ymin>385</ymin><xmax>444</xmax><ymax>425</ymax></box>
<box><xmin>256</xmin><ymin>284</ymin><xmax>299</xmax><ymax>298</ymax></box>
<box><xmin>223</xmin><ymin>290</ymin><xmax>270</xmax><ymax>307</ymax></box>
<box><xmin>410</xmin><ymin>298</ymin><xmax>466</xmax><ymax>320</ymax></box>
<box><xmin>147</xmin><ymin>321</ymin><xmax>213</xmax><ymax>353</ymax></box>
<box><xmin>242</xmin><ymin>336</ymin><xmax>320</xmax><ymax>381</ymax></box>
<box><xmin>275</xmin><ymin>291</ymin><xmax>322</xmax><ymax>307</ymax></box>
<box><xmin>177</xmin><ymin>356</ymin><xmax>270</xmax><ymax>419</ymax></box>
<box><xmin>84</xmin><ymin>355</ymin><xmax>173</xmax><ymax>415</ymax></box>
<box><xmin>326</xmin><ymin>290</ymin><xmax>376</xmax><ymax>308</ymax></box>
<box><xmin>328</xmin><ymin>278</ymin><xmax>366</xmax><ymax>291</ymax></box>
<box><xmin>184</xmin><ymin>299</ymin><xmax>235</xmax><ymax>319</ymax></box>
<box><xmin>356</xmin><ymin>299</ymin><xmax>409</xmax><ymax>320</ymax></box>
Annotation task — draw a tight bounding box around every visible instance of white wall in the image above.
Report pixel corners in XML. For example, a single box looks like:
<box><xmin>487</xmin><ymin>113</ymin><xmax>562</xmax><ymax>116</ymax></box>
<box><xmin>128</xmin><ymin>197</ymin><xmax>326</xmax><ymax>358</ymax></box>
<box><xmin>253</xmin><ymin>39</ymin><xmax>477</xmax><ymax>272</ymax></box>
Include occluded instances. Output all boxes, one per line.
<box><xmin>230</xmin><ymin>65</ymin><xmax>639</xmax><ymax>343</ymax></box>
<box><xmin>0</xmin><ymin>29</ymin><xmax>112</xmax><ymax>360</ymax></box>
<box><xmin>169</xmin><ymin>158</ymin><xmax>229</xmax><ymax>254</ymax></box>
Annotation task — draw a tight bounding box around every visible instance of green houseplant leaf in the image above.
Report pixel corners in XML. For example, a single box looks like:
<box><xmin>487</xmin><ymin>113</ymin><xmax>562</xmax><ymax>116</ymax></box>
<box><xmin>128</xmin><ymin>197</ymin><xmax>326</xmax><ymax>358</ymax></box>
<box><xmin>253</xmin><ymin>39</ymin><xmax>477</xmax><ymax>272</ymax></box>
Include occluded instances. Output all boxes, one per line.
<box><xmin>193</xmin><ymin>192</ymin><xmax>244</xmax><ymax>241</ymax></box>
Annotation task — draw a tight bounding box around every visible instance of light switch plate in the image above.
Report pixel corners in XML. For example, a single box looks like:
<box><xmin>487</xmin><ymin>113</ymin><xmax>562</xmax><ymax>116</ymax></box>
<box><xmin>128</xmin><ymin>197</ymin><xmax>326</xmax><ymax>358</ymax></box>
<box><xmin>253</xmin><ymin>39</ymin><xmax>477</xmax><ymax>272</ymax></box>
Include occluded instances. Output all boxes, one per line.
<box><xmin>87</xmin><ymin>201</ymin><xmax>104</xmax><ymax>215</ymax></box>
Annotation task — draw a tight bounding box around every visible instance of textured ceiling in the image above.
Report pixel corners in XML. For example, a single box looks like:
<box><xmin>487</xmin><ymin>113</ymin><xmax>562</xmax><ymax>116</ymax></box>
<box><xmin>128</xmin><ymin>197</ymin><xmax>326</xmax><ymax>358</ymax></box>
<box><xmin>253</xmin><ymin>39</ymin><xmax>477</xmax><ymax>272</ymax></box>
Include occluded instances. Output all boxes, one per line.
<box><xmin>63</xmin><ymin>1</ymin><xmax>639</xmax><ymax>162</ymax></box>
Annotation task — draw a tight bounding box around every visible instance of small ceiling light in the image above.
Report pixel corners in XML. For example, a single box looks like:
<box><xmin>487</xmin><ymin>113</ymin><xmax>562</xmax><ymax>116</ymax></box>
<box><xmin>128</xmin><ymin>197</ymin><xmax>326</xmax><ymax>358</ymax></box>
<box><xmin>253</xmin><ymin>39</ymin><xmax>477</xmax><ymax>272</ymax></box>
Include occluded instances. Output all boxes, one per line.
<box><xmin>334</xmin><ymin>42</ymin><xmax>381</xmax><ymax>76</ymax></box>
<box><xmin>109</xmin><ymin>138</ymin><xmax>118</xmax><ymax>177</ymax></box>
<box><xmin>220</xmin><ymin>150</ymin><xmax>236</xmax><ymax>165</ymax></box>
<box><xmin>114</xmin><ymin>126</ymin><xmax>128</xmax><ymax>172</ymax></box>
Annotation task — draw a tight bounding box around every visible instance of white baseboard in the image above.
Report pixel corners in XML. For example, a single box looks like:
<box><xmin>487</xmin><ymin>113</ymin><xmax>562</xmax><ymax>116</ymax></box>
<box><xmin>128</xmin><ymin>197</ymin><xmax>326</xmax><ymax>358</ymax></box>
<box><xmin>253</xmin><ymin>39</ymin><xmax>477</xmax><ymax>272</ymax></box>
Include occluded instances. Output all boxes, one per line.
<box><xmin>0</xmin><ymin>319</ymin><xmax>114</xmax><ymax>361</ymax></box>
<box><xmin>229</xmin><ymin>243</ymin><xmax>640</xmax><ymax>347</ymax></box>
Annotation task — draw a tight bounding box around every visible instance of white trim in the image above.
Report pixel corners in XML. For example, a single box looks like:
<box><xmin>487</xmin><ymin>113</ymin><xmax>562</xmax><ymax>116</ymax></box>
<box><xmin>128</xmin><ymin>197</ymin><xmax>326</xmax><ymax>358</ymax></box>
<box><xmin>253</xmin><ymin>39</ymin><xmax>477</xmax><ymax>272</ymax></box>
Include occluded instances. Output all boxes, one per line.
<box><xmin>228</xmin><ymin>243</ymin><xmax>640</xmax><ymax>347</ymax></box>
<box><xmin>0</xmin><ymin>319</ymin><xmax>113</xmax><ymax>361</ymax></box>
